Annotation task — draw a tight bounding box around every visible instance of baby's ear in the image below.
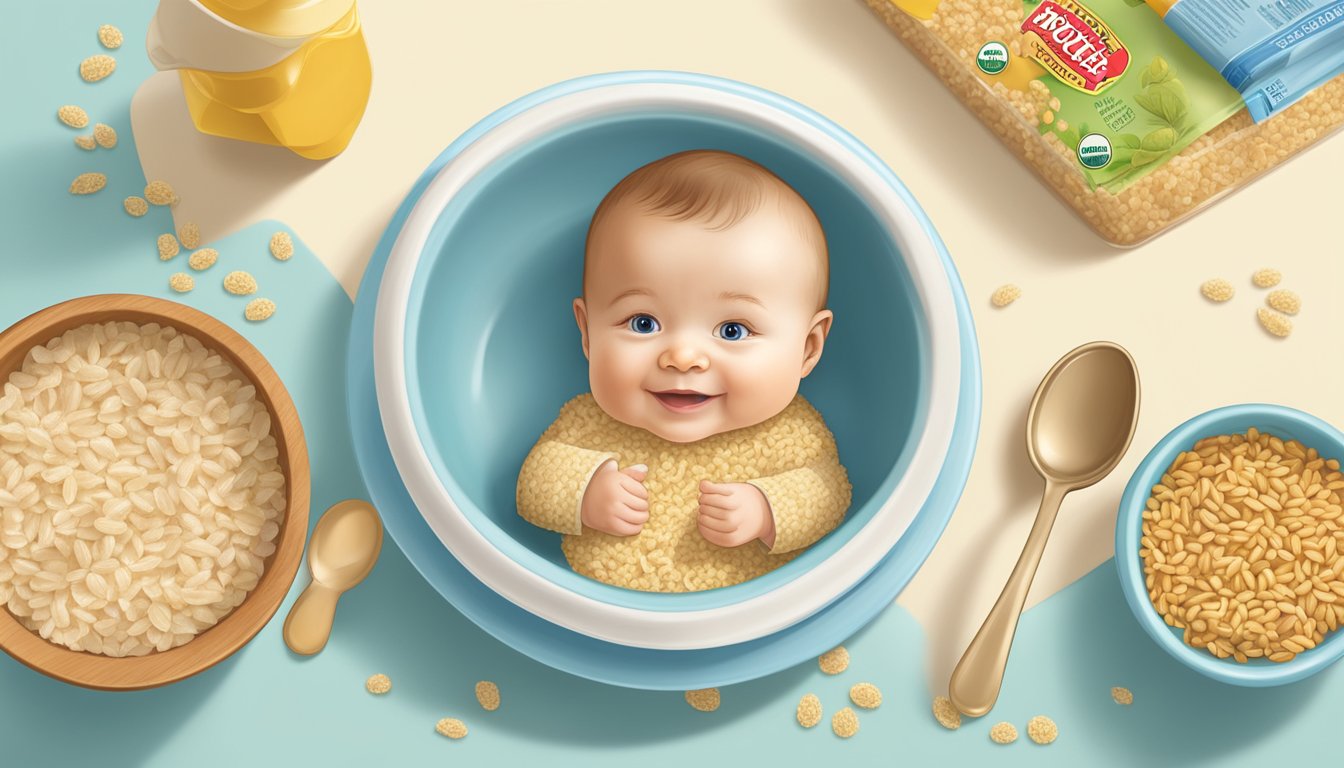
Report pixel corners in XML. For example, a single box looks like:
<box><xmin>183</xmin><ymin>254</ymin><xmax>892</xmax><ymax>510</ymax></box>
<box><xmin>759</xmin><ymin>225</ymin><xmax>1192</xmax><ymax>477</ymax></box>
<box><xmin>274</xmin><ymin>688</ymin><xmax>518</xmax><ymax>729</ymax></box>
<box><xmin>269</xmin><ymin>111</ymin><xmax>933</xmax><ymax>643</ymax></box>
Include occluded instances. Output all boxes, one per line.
<box><xmin>800</xmin><ymin>309</ymin><xmax>833</xmax><ymax>378</ymax></box>
<box><xmin>573</xmin><ymin>298</ymin><xmax>592</xmax><ymax>360</ymax></box>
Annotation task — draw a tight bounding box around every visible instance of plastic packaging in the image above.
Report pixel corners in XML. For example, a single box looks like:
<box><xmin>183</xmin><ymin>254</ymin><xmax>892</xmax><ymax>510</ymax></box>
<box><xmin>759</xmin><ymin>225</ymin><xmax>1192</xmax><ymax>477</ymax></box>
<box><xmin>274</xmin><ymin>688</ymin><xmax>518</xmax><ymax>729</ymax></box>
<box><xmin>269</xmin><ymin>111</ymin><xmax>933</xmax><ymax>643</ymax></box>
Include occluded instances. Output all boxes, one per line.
<box><xmin>147</xmin><ymin>0</ymin><xmax>371</xmax><ymax>159</ymax></box>
<box><xmin>869</xmin><ymin>0</ymin><xmax>1344</xmax><ymax>246</ymax></box>
<box><xmin>1147</xmin><ymin>0</ymin><xmax>1344</xmax><ymax>122</ymax></box>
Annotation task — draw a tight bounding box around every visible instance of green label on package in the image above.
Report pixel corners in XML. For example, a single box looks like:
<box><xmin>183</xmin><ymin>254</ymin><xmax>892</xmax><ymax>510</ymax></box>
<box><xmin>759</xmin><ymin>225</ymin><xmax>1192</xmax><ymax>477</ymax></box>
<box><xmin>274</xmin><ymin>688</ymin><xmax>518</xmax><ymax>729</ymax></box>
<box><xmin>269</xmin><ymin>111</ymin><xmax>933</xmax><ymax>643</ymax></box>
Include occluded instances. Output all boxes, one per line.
<box><xmin>1009</xmin><ymin>0</ymin><xmax>1245</xmax><ymax>192</ymax></box>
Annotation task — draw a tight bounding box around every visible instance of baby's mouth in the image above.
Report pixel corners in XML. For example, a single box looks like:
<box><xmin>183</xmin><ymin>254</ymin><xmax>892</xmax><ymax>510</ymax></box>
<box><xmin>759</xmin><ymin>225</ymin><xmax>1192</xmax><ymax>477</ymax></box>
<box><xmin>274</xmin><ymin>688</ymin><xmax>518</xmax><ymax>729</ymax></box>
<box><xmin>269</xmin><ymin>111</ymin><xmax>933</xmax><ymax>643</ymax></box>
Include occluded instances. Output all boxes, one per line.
<box><xmin>650</xmin><ymin>389</ymin><xmax>720</xmax><ymax>413</ymax></box>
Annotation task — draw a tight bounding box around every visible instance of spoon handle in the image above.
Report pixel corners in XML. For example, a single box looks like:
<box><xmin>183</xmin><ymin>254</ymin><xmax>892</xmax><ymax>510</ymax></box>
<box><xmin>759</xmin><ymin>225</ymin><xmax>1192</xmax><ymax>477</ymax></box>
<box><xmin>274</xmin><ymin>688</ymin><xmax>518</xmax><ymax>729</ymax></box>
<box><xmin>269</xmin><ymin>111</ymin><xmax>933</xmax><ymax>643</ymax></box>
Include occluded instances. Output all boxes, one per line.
<box><xmin>283</xmin><ymin>582</ymin><xmax>341</xmax><ymax>656</ymax></box>
<box><xmin>949</xmin><ymin>480</ymin><xmax>1069</xmax><ymax>717</ymax></box>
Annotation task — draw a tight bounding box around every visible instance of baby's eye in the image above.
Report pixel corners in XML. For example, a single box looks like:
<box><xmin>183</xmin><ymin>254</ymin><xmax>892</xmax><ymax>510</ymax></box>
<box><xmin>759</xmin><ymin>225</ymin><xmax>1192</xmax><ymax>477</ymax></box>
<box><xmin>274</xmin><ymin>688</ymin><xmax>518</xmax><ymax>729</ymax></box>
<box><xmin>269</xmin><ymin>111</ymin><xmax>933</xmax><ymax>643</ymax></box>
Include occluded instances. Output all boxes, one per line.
<box><xmin>628</xmin><ymin>314</ymin><xmax>661</xmax><ymax>334</ymax></box>
<box><xmin>715</xmin><ymin>321</ymin><xmax>752</xmax><ymax>341</ymax></box>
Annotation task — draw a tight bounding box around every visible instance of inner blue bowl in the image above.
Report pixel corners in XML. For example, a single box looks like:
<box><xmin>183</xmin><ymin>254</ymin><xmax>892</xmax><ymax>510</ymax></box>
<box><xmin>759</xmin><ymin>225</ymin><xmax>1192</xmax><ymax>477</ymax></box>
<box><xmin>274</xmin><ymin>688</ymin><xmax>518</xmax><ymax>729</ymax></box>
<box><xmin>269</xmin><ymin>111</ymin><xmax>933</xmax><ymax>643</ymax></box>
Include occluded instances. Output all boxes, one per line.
<box><xmin>1116</xmin><ymin>403</ymin><xmax>1344</xmax><ymax>686</ymax></box>
<box><xmin>400</xmin><ymin>80</ymin><xmax>939</xmax><ymax>612</ymax></box>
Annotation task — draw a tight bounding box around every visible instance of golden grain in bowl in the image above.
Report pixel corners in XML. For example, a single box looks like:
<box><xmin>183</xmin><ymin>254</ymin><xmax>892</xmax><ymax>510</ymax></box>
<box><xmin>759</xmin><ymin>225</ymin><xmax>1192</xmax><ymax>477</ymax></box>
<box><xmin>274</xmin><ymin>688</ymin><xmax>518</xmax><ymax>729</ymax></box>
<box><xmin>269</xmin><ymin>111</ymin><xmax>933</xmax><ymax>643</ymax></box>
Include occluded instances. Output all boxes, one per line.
<box><xmin>0</xmin><ymin>295</ymin><xmax>309</xmax><ymax>689</ymax></box>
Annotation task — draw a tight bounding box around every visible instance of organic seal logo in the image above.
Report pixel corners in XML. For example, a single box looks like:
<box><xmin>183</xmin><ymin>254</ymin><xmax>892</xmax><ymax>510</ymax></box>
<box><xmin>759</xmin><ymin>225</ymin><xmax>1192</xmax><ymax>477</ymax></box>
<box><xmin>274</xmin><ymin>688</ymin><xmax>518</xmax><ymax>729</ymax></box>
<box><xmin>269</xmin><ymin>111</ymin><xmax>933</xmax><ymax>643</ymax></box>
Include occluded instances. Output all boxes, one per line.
<box><xmin>976</xmin><ymin>42</ymin><xmax>1010</xmax><ymax>75</ymax></box>
<box><xmin>1021</xmin><ymin>0</ymin><xmax>1130</xmax><ymax>94</ymax></box>
<box><xmin>1077</xmin><ymin>133</ymin><xmax>1113</xmax><ymax>169</ymax></box>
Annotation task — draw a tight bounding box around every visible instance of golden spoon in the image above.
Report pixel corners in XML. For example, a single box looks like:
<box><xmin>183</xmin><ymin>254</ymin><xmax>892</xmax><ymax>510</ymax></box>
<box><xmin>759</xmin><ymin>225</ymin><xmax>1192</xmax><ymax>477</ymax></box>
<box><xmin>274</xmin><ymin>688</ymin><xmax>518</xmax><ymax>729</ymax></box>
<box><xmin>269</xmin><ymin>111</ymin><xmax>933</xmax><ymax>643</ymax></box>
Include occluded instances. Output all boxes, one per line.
<box><xmin>283</xmin><ymin>499</ymin><xmax>383</xmax><ymax>656</ymax></box>
<box><xmin>949</xmin><ymin>341</ymin><xmax>1140</xmax><ymax>717</ymax></box>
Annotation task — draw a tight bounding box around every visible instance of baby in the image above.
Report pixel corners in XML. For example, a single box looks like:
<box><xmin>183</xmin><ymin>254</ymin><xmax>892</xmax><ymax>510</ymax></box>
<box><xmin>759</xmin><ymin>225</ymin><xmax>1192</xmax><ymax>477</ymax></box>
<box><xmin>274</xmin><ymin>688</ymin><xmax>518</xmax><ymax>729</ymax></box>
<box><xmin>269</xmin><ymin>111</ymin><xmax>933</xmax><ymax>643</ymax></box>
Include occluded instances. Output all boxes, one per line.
<box><xmin>515</xmin><ymin>150</ymin><xmax>851</xmax><ymax>592</ymax></box>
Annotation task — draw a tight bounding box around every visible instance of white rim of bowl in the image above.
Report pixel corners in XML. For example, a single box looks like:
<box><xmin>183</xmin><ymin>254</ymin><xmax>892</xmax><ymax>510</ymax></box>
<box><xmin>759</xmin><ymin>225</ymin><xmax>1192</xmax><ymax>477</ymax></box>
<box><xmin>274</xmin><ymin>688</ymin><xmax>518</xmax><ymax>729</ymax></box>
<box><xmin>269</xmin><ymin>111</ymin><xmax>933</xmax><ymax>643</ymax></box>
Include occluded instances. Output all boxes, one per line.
<box><xmin>373</xmin><ymin>81</ymin><xmax>961</xmax><ymax>650</ymax></box>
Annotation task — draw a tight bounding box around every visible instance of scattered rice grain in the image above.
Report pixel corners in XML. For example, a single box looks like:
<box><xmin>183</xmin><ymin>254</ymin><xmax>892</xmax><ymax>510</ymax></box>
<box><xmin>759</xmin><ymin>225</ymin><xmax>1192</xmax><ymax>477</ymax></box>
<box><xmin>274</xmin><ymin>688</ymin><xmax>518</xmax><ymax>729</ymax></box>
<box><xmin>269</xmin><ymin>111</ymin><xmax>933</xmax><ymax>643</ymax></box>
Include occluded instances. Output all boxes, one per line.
<box><xmin>69</xmin><ymin>172</ymin><xmax>106</xmax><ymax>195</ymax></box>
<box><xmin>224</xmin><ymin>271</ymin><xmax>258</xmax><ymax>296</ymax></box>
<box><xmin>1252</xmin><ymin>268</ymin><xmax>1282</xmax><ymax>288</ymax></box>
<box><xmin>168</xmin><ymin>273</ymin><xmax>194</xmax><ymax>293</ymax></box>
<box><xmin>796</xmin><ymin>693</ymin><xmax>822</xmax><ymax>728</ymax></box>
<box><xmin>93</xmin><ymin>123</ymin><xmax>117</xmax><ymax>149</ymax></box>
<box><xmin>245</xmin><ymin>299</ymin><xmax>276</xmax><ymax>322</ymax></box>
<box><xmin>157</xmin><ymin>233</ymin><xmax>180</xmax><ymax>260</ymax></box>
<box><xmin>991</xmin><ymin>283</ymin><xmax>1021</xmax><ymax>307</ymax></box>
<box><xmin>365</xmin><ymin>673</ymin><xmax>391</xmax><ymax>694</ymax></box>
<box><xmin>1200</xmin><ymin>278</ymin><xmax>1234</xmax><ymax>303</ymax></box>
<box><xmin>80</xmin><ymin>54</ymin><xmax>116</xmax><ymax>82</ymax></box>
<box><xmin>74</xmin><ymin>135</ymin><xmax>96</xmax><ymax>151</ymax></box>
<box><xmin>58</xmin><ymin>105</ymin><xmax>89</xmax><ymax>128</ymax></box>
<box><xmin>98</xmin><ymin>24</ymin><xmax>123</xmax><ymax>49</ymax></box>
<box><xmin>818</xmin><ymin>645</ymin><xmax>849</xmax><ymax>674</ymax></box>
<box><xmin>932</xmin><ymin>695</ymin><xmax>961</xmax><ymax>730</ymax></box>
<box><xmin>270</xmin><ymin>231</ymin><xmax>294</xmax><ymax>261</ymax></box>
<box><xmin>831</xmin><ymin>707</ymin><xmax>859</xmax><ymax>738</ymax></box>
<box><xmin>475</xmin><ymin>680</ymin><xmax>500</xmax><ymax>711</ymax></box>
<box><xmin>178</xmin><ymin>222</ymin><xmax>201</xmax><ymax>250</ymax></box>
<box><xmin>1026</xmin><ymin>715</ymin><xmax>1057</xmax><ymax>745</ymax></box>
<box><xmin>1266</xmin><ymin>289</ymin><xmax>1300</xmax><ymax>315</ymax></box>
<box><xmin>435</xmin><ymin>718</ymin><xmax>468</xmax><ymax>739</ymax></box>
<box><xmin>144</xmin><ymin>180</ymin><xmax>177</xmax><ymax>206</ymax></box>
<box><xmin>1256</xmin><ymin>307</ymin><xmax>1292</xmax><ymax>338</ymax></box>
<box><xmin>188</xmin><ymin>248</ymin><xmax>218</xmax><ymax>271</ymax></box>
<box><xmin>123</xmin><ymin>196</ymin><xmax>148</xmax><ymax>217</ymax></box>
<box><xmin>1111</xmin><ymin>686</ymin><xmax>1133</xmax><ymax>705</ymax></box>
<box><xmin>849</xmin><ymin>682</ymin><xmax>881</xmax><ymax>709</ymax></box>
<box><xmin>989</xmin><ymin>722</ymin><xmax>1018</xmax><ymax>744</ymax></box>
<box><xmin>685</xmin><ymin>687</ymin><xmax>720</xmax><ymax>712</ymax></box>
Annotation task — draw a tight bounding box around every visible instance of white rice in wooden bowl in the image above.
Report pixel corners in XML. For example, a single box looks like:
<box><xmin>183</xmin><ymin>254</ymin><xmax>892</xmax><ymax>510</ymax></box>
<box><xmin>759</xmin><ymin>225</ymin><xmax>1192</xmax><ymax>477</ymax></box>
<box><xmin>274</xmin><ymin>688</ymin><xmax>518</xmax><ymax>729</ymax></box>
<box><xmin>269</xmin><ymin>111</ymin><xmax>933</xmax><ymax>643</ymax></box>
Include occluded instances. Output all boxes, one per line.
<box><xmin>0</xmin><ymin>321</ymin><xmax>285</xmax><ymax>656</ymax></box>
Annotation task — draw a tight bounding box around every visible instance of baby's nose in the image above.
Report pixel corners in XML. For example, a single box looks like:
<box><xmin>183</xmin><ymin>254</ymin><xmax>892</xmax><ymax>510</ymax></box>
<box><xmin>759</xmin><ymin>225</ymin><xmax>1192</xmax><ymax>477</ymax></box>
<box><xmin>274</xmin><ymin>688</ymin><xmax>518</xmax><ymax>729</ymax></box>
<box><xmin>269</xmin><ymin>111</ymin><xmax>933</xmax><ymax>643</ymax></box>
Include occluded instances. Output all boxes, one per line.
<box><xmin>658</xmin><ymin>342</ymin><xmax>709</xmax><ymax>372</ymax></box>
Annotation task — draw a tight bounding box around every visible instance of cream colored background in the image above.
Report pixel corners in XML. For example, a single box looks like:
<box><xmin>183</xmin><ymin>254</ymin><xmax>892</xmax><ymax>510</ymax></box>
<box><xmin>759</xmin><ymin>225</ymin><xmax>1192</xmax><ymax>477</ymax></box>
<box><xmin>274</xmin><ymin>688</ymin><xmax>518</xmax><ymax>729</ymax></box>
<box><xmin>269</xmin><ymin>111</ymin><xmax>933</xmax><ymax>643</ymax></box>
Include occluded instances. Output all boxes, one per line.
<box><xmin>131</xmin><ymin>0</ymin><xmax>1344</xmax><ymax>686</ymax></box>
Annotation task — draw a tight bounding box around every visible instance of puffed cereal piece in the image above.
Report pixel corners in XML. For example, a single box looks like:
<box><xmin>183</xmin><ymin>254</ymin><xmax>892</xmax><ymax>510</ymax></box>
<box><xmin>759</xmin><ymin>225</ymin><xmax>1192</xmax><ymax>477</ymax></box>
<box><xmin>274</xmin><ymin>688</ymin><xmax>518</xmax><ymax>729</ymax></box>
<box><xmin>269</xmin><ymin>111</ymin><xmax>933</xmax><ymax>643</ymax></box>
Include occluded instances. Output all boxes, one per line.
<box><xmin>244</xmin><ymin>299</ymin><xmax>276</xmax><ymax>322</ymax></box>
<box><xmin>69</xmin><ymin>172</ymin><xmax>106</xmax><ymax>195</ymax></box>
<box><xmin>685</xmin><ymin>688</ymin><xmax>720</xmax><ymax>712</ymax></box>
<box><xmin>849</xmin><ymin>682</ymin><xmax>882</xmax><ymax>709</ymax></box>
<box><xmin>435</xmin><ymin>717</ymin><xmax>468</xmax><ymax>739</ymax></box>
<box><xmin>818</xmin><ymin>645</ymin><xmax>849</xmax><ymax>675</ymax></box>
<box><xmin>991</xmin><ymin>283</ymin><xmax>1021</xmax><ymax>307</ymax></box>
<box><xmin>831</xmin><ymin>707</ymin><xmax>859</xmax><ymax>738</ymax></box>
<box><xmin>932</xmin><ymin>695</ymin><xmax>961</xmax><ymax>730</ymax></box>
<box><xmin>1200</xmin><ymin>278</ymin><xmax>1234</xmax><ymax>303</ymax></box>
<box><xmin>1111</xmin><ymin>686</ymin><xmax>1133</xmax><ymax>705</ymax></box>
<box><xmin>989</xmin><ymin>722</ymin><xmax>1018</xmax><ymax>745</ymax></box>
<box><xmin>168</xmin><ymin>273</ymin><xmax>194</xmax><ymax>293</ymax></box>
<box><xmin>1252</xmin><ymin>268</ymin><xmax>1282</xmax><ymax>288</ymax></box>
<box><xmin>74</xmin><ymin>135</ymin><xmax>96</xmax><ymax>151</ymax></box>
<box><xmin>796</xmin><ymin>693</ymin><xmax>822</xmax><ymax>728</ymax></box>
<box><xmin>1026</xmin><ymin>715</ymin><xmax>1058</xmax><ymax>745</ymax></box>
<box><xmin>188</xmin><ymin>248</ymin><xmax>218</xmax><ymax>271</ymax></box>
<box><xmin>123</xmin><ymin>196</ymin><xmax>148</xmax><ymax>217</ymax></box>
<box><xmin>58</xmin><ymin>105</ymin><xmax>89</xmax><ymax>128</ymax></box>
<box><xmin>93</xmin><ymin>123</ymin><xmax>117</xmax><ymax>149</ymax></box>
<box><xmin>80</xmin><ymin>54</ymin><xmax>116</xmax><ymax>82</ymax></box>
<box><xmin>157</xmin><ymin>233</ymin><xmax>180</xmax><ymax>260</ymax></box>
<box><xmin>365</xmin><ymin>673</ymin><xmax>392</xmax><ymax>695</ymax></box>
<box><xmin>475</xmin><ymin>680</ymin><xmax>500</xmax><ymax>711</ymax></box>
<box><xmin>98</xmin><ymin>24</ymin><xmax>124</xmax><ymax>49</ymax></box>
<box><xmin>1266</xmin><ymin>289</ymin><xmax>1300</xmax><ymax>315</ymax></box>
<box><xmin>178</xmin><ymin>221</ymin><xmax>201</xmax><ymax>249</ymax></box>
<box><xmin>1256</xmin><ymin>307</ymin><xmax>1292</xmax><ymax>338</ymax></box>
<box><xmin>270</xmin><ymin>231</ymin><xmax>294</xmax><ymax>261</ymax></box>
<box><xmin>144</xmin><ymin>180</ymin><xmax>177</xmax><ymax>206</ymax></box>
<box><xmin>224</xmin><ymin>270</ymin><xmax>258</xmax><ymax>295</ymax></box>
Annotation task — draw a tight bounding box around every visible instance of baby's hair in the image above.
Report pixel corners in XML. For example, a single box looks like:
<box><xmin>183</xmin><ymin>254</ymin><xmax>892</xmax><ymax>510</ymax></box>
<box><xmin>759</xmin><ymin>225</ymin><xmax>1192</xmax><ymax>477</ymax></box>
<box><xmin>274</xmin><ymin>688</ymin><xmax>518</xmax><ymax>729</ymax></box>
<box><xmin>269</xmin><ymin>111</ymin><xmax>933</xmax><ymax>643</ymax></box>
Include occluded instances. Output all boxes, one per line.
<box><xmin>585</xmin><ymin>150</ymin><xmax>829</xmax><ymax>305</ymax></box>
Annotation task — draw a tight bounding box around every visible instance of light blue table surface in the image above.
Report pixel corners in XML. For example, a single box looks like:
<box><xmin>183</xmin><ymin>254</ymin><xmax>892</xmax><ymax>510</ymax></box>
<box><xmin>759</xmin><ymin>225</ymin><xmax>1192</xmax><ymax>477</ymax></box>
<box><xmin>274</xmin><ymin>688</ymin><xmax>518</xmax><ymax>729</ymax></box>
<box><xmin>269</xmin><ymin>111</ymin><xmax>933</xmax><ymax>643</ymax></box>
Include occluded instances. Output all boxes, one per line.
<box><xmin>0</xmin><ymin>2</ymin><xmax>1337</xmax><ymax>765</ymax></box>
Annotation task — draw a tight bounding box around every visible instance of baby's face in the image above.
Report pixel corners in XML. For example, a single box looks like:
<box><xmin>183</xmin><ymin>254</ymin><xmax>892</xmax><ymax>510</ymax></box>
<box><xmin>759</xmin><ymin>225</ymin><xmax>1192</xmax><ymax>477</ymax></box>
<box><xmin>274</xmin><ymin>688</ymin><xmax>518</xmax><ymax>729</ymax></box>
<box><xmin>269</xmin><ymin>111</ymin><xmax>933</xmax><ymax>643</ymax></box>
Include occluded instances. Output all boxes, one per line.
<box><xmin>576</xmin><ymin>202</ymin><xmax>832</xmax><ymax>443</ymax></box>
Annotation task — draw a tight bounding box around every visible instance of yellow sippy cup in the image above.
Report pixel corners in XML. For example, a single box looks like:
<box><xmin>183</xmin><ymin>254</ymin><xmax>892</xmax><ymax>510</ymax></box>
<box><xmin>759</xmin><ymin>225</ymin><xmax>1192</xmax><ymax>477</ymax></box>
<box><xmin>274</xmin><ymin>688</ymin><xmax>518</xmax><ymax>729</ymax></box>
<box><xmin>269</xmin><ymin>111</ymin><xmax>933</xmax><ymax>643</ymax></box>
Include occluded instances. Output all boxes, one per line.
<box><xmin>147</xmin><ymin>0</ymin><xmax>372</xmax><ymax>160</ymax></box>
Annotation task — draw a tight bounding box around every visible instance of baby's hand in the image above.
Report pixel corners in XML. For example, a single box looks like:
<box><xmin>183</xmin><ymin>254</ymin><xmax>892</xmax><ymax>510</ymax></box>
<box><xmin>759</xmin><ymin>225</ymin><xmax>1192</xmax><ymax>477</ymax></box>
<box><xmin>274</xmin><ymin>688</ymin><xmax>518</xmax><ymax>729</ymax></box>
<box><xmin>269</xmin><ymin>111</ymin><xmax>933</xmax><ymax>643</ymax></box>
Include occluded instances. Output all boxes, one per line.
<box><xmin>580</xmin><ymin>461</ymin><xmax>649</xmax><ymax>537</ymax></box>
<box><xmin>697</xmin><ymin>481</ymin><xmax>776</xmax><ymax>549</ymax></box>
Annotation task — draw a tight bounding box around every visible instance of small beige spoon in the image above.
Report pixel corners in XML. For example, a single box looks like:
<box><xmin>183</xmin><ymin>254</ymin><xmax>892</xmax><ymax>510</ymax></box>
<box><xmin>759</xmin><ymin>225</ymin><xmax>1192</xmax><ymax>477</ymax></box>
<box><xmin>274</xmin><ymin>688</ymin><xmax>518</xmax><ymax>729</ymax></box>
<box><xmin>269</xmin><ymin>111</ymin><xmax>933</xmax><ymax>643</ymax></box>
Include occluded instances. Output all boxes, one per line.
<box><xmin>948</xmin><ymin>341</ymin><xmax>1139</xmax><ymax>717</ymax></box>
<box><xmin>283</xmin><ymin>499</ymin><xmax>383</xmax><ymax>656</ymax></box>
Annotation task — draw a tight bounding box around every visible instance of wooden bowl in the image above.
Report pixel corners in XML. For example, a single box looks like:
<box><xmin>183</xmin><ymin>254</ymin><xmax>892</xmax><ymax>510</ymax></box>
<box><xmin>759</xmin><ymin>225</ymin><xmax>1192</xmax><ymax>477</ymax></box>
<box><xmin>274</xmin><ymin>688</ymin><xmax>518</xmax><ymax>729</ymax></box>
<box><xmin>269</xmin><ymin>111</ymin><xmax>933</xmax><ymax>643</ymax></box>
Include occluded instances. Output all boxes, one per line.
<box><xmin>0</xmin><ymin>294</ymin><xmax>310</xmax><ymax>689</ymax></box>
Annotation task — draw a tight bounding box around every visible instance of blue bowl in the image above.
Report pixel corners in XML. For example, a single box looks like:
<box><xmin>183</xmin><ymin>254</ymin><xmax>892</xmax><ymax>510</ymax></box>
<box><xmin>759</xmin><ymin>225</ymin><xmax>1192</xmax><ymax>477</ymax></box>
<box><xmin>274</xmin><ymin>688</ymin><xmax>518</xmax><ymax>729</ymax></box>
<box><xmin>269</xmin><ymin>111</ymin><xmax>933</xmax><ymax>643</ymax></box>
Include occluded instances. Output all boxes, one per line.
<box><xmin>370</xmin><ymin>71</ymin><xmax>971</xmax><ymax>648</ymax></box>
<box><xmin>1116</xmin><ymin>403</ymin><xmax>1344</xmax><ymax>686</ymax></box>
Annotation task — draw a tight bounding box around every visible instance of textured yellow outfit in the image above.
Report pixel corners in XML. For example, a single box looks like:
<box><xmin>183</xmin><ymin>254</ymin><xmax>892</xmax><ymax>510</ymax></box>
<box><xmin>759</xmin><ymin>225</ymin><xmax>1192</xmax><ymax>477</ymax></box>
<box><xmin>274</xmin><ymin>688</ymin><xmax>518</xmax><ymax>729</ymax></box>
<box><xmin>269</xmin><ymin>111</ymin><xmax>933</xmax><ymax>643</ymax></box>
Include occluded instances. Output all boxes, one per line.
<box><xmin>516</xmin><ymin>394</ymin><xmax>851</xmax><ymax>592</ymax></box>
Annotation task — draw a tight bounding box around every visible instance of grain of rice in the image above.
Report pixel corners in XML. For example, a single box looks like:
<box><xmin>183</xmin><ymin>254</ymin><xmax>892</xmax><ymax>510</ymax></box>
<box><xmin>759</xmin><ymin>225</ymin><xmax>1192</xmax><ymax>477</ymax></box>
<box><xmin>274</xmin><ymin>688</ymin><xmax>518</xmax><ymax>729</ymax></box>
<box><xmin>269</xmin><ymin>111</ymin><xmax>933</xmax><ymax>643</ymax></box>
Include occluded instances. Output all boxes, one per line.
<box><xmin>1111</xmin><ymin>686</ymin><xmax>1133</xmax><ymax>705</ymax></box>
<box><xmin>157</xmin><ymin>234</ymin><xmax>180</xmax><ymax>260</ymax></box>
<box><xmin>168</xmin><ymin>273</ymin><xmax>194</xmax><ymax>293</ymax></box>
<box><xmin>178</xmin><ymin>222</ymin><xmax>201</xmax><ymax>250</ymax></box>
<box><xmin>991</xmin><ymin>284</ymin><xmax>1021</xmax><ymax>307</ymax></box>
<box><xmin>1256</xmin><ymin>307</ymin><xmax>1292</xmax><ymax>338</ymax></box>
<box><xmin>932</xmin><ymin>695</ymin><xmax>961</xmax><ymax>730</ymax></box>
<box><xmin>58</xmin><ymin>105</ymin><xmax>89</xmax><ymax>128</ymax></box>
<box><xmin>270</xmin><ymin>231</ymin><xmax>294</xmax><ymax>261</ymax></box>
<box><xmin>818</xmin><ymin>645</ymin><xmax>849</xmax><ymax>674</ymax></box>
<box><xmin>244</xmin><ymin>299</ymin><xmax>276</xmax><ymax>322</ymax></box>
<box><xmin>69</xmin><ymin>173</ymin><xmax>106</xmax><ymax>195</ymax></box>
<box><xmin>93</xmin><ymin>123</ymin><xmax>117</xmax><ymax>149</ymax></box>
<box><xmin>74</xmin><ymin>135</ymin><xmax>96</xmax><ymax>151</ymax></box>
<box><xmin>435</xmin><ymin>718</ymin><xmax>468</xmax><ymax>739</ymax></box>
<box><xmin>989</xmin><ymin>722</ymin><xmax>1018</xmax><ymax>744</ymax></box>
<box><xmin>0</xmin><ymin>321</ymin><xmax>286</xmax><ymax>656</ymax></box>
<box><xmin>796</xmin><ymin>693</ymin><xmax>822</xmax><ymax>728</ymax></box>
<box><xmin>831</xmin><ymin>707</ymin><xmax>859</xmax><ymax>738</ymax></box>
<box><xmin>849</xmin><ymin>682</ymin><xmax>881</xmax><ymax>709</ymax></box>
<box><xmin>224</xmin><ymin>271</ymin><xmax>257</xmax><ymax>296</ymax></box>
<box><xmin>366</xmin><ymin>673</ymin><xmax>391</xmax><ymax>694</ymax></box>
<box><xmin>1266</xmin><ymin>290</ymin><xmax>1300</xmax><ymax>315</ymax></box>
<box><xmin>144</xmin><ymin>180</ymin><xmax>177</xmax><ymax>206</ymax></box>
<box><xmin>188</xmin><ymin>248</ymin><xmax>218</xmax><ymax>271</ymax></box>
<box><xmin>685</xmin><ymin>687</ymin><xmax>720</xmax><ymax>712</ymax></box>
<box><xmin>123</xmin><ymin>196</ymin><xmax>148</xmax><ymax>217</ymax></box>
<box><xmin>1026</xmin><ymin>715</ymin><xmax>1057</xmax><ymax>745</ymax></box>
<box><xmin>1252</xmin><ymin>269</ymin><xmax>1282</xmax><ymax>288</ymax></box>
<box><xmin>98</xmin><ymin>24</ymin><xmax>123</xmax><ymax>49</ymax></box>
<box><xmin>1141</xmin><ymin>429</ymin><xmax>1344</xmax><ymax>663</ymax></box>
<box><xmin>1200</xmin><ymin>278</ymin><xmax>1234</xmax><ymax>303</ymax></box>
<box><xmin>80</xmin><ymin>54</ymin><xmax>116</xmax><ymax>82</ymax></box>
<box><xmin>475</xmin><ymin>680</ymin><xmax>500</xmax><ymax>711</ymax></box>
